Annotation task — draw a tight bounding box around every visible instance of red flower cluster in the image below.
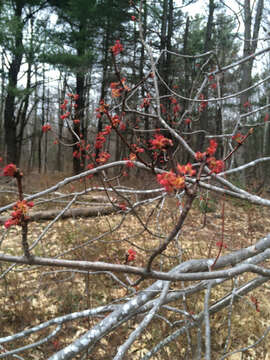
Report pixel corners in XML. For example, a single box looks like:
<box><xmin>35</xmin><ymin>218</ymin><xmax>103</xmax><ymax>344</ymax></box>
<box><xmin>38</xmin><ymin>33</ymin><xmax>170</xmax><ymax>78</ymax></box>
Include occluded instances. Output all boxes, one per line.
<box><xmin>42</xmin><ymin>123</ymin><xmax>51</xmax><ymax>133</ymax></box>
<box><xmin>198</xmin><ymin>94</ymin><xmax>208</xmax><ymax>112</ymax></box>
<box><xmin>60</xmin><ymin>111</ymin><xmax>70</xmax><ymax>120</ymax></box>
<box><xmin>3</xmin><ymin>164</ymin><xmax>18</xmax><ymax>177</ymax></box>
<box><xmin>177</xmin><ymin>163</ymin><xmax>196</xmax><ymax>177</ymax></box>
<box><xmin>195</xmin><ymin>140</ymin><xmax>224</xmax><ymax>174</ymax></box>
<box><xmin>131</xmin><ymin>144</ymin><xmax>144</xmax><ymax>154</ymax></box>
<box><xmin>157</xmin><ymin>170</ymin><xmax>185</xmax><ymax>192</ymax></box>
<box><xmin>111</xmin><ymin>40</ymin><xmax>123</xmax><ymax>56</ymax></box>
<box><xmin>150</xmin><ymin>134</ymin><xmax>173</xmax><ymax>150</ymax></box>
<box><xmin>112</xmin><ymin>115</ymin><xmax>120</xmax><ymax>127</ymax></box>
<box><xmin>232</xmin><ymin>132</ymin><xmax>245</xmax><ymax>144</ymax></box>
<box><xmin>207</xmin><ymin>157</ymin><xmax>224</xmax><ymax>174</ymax></box>
<box><xmin>110</xmin><ymin>78</ymin><xmax>129</xmax><ymax>98</ymax></box>
<box><xmin>141</xmin><ymin>93</ymin><xmax>151</xmax><ymax>109</ymax></box>
<box><xmin>96</xmin><ymin>151</ymin><xmax>110</xmax><ymax>164</ymax></box>
<box><xmin>4</xmin><ymin>200</ymin><xmax>34</xmax><ymax>229</ymax></box>
<box><xmin>243</xmin><ymin>101</ymin><xmax>251</xmax><ymax>108</ymax></box>
<box><xmin>127</xmin><ymin>248</ymin><xmax>136</xmax><ymax>262</ymax></box>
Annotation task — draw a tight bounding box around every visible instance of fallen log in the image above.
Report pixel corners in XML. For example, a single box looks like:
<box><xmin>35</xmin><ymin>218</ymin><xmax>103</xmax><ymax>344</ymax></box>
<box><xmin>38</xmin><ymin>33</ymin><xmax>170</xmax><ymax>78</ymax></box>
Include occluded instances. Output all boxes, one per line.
<box><xmin>0</xmin><ymin>205</ymin><xmax>117</xmax><ymax>224</ymax></box>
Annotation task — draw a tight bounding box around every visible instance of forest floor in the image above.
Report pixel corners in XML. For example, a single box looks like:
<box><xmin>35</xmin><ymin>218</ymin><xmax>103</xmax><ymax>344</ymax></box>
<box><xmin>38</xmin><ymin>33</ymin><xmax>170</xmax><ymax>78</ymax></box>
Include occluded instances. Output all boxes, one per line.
<box><xmin>1</xmin><ymin>173</ymin><xmax>270</xmax><ymax>359</ymax></box>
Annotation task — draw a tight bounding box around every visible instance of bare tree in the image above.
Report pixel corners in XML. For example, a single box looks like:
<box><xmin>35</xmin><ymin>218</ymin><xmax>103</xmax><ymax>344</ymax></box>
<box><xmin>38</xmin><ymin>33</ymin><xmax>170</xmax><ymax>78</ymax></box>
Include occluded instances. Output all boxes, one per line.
<box><xmin>1</xmin><ymin>1</ymin><xmax>270</xmax><ymax>359</ymax></box>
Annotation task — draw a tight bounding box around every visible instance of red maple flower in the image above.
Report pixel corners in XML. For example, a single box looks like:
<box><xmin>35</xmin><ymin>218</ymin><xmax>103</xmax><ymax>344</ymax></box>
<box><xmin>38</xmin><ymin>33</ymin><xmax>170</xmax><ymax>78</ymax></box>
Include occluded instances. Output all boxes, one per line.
<box><xmin>185</xmin><ymin>118</ymin><xmax>191</xmax><ymax>125</ymax></box>
<box><xmin>157</xmin><ymin>171</ymin><xmax>185</xmax><ymax>192</ymax></box>
<box><xmin>96</xmin><ymin>152</ymin><xmax>111</xmax><ymax>164</ymax></box>
<box><xmin>177</xmin><ymin>163</ymin><xmax>196</xmax><ymax>177</ymax></box>
<box><xmin>195</xmin><ymin>152</ymin><xmax>206</xmax><ymax>161</ymax></box>
<box><xmin>173</xmin><ymin>104</ymin><xmax>181</xmax><ymax>114</ymax></box>
<box><xmin>131</xmin><ymin>144</ymin><xmax>144</xmax><ymax>153</ymax></box>
<box><xmin>119</xmin><ymin>203</ymin><xmax>127</xmax><ymax>211</ymax></box>
<box><xmin>207</xmin><ymin>157</ymin><xmax>224</xmax><ymax>174</ymax></box>
<box><xmin>112</xmin><ymin>115</ymin><xmax>120</xmax><ymax>127</ymax></box>
<box><xmin>243</xmin><ymin>101</ymin><xmax>251</xmax><ymax>108</ymax></box>
<box><xmin>120</xmin><ymin>122</ymin><xmax>126</xmax><ymax>131</ymax></box>
<box><xmin>3</xmin><ymin>163</ymin><xmax>18</xmax><ymax>177</ymax></box>
<box><xmin>103</xmin><ymin>125</ymin><xmax>112</xmax><ymax>135</ymax></box>
<box><xmin>250</xmin><ymin>295</ymin><xmax>260</xmax><ymax>312</ymax></box>
<box><xmin>131</xmin><ymin>15</ymin><xmax>136</xmax><ymax>21</ymax></box>
<box><xmin>129</xmin><ymin>153</ymin><xmax>137</xmax><ymax>161</ymax></box>
<box><xmin>4</xmin><ymin>200</ymin><xmax>34</xmax><ymax>229</ymax></box>
<box><xmin>127</xmin><ymin>248</ymin><xmax>136</xmax><ymax>262</ymax></box>
<box><xmin>111</xmin><ymin>40</ymin><xmax>123</xmax><ymax>56</ymax></box>
<box><xmin>141</xmin><ymin>94</ymin><xmax>151</xmax><ymax>108</ymax></box>
<box><xmin>216</xmin><ymin>241</ymin><xmax>227</xmax><ymax>249</ymax></box>
<box><xmin>60</xmin><ymin>99</ymin><xmax>68</xmax><ymax>110</ymax></box>
<box><xmin>232</xmin><ymin>133</ymin><xmax>245</xmax><ymax>144</ymax></box>
<box><xmin>150</xmin><ymin>134</ymin><xmax>173</xmax><ymax>150</ymax></box>
<box><xmin>206</xmin><ymin>139</ymin><xmax>218</xmax><ymax>156</ymax></box>
<box><xmin>60</xmin><ymin>111</ymin><xmax>70</xmax><ymax>120</ymax></box>
<box><xmin>73</xmin><ymin>119</ymin><xmax>80</xmax><ymax>125</ymax></box>
<box><xmin>42</xmin><ymin>123</ymin><xmax>51</xmax><ymax>132</ymax></box>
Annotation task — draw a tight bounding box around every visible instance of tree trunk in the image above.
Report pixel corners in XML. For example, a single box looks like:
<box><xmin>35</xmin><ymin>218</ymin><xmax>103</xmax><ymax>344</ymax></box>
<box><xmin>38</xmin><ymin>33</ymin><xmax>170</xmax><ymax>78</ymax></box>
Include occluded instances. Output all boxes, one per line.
<box><xmin>4</xmin><ymin>1</ymin><xmax>23</xmax><ymax>165</ymax></box>
<box><xmin>196</xmin><ymin>0</ymin><xmax>215</xmax><ymax>152</ymax></box>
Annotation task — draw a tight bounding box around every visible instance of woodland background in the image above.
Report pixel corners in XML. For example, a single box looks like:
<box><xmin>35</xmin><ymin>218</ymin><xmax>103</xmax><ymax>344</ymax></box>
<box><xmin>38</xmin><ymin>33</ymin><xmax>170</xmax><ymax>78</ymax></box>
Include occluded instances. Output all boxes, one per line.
<box><xmin>0</xmin><ymin>0</ymin><xmax>269</xmax><ymax>182</ymax></box>
<box><xmin>1</xmin><ymin>1</ymin><xmax>270</xmax><ymax>359</ymax></box>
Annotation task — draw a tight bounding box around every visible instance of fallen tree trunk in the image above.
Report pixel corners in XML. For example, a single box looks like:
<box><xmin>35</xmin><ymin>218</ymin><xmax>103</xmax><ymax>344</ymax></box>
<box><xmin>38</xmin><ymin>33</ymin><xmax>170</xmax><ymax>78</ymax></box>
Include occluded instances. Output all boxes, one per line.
<box><xmin>0</xmin><ymin>205</ymin><xmax>117</xmax><ymax>224</ymax></box>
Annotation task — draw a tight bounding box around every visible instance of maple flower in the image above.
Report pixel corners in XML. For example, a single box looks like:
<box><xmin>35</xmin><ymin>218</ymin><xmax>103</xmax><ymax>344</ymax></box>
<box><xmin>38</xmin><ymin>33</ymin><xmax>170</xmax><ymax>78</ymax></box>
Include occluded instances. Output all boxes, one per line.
<box><xmin>96</xmin><ymin>99</ymin><xmax>109</xmax><ymax>114</ymax></box>
<box><xmin>119</xmin><ymin>203</ymin><xmax>127</xmax><ymax>211</ymax></box>
<box><xmin>150</xmin><ymin>134</ymin><xmax>173</xmax><ymax>150</ymax></box>
<box><xmin>206</xmin><ymin>139</ymin><xmax>218</xmax><ymax>156</ymax></box>
<box><xmin>3</xmin><ymin>164</ymin><xmax>18</xmax><ymax>177</ymax></box>
<box><xmin>243</xmin><ymin>101</ymin><xmax>251</xmax><ymax>108</ymax></box>
<box><xmin>120</xmin><ymin>122</ymin><xmax>126</xmax><ymax>131</ymax></box>
<box><xmin>127</xmin><ymin>248</ymin><xmax>136</xmax><ymax>262</ymax></box>
<box><xmin>125</xmin><ymin>160</ymin><xmax>134</xmax><ymax>168</ymax></box>
<box><xmin>157</xmin><ymin>171</ymin><xmax>185</xmax><ymax>192</ymax></box>
<box><xmin>73</xmin><ymin>119</ymin><xmax>80</xmax><ymax>125</ymax></box>
<box><xmin>103</xmin><ymin>125</ymin><xmax>112</xmax><ymax>135</ymax></box>
<box><xmin>141</xmin><ymin>93</ymin><xmax>151</xmax><ymax>108</ymax></box>
<box><xmin>177</xmin><ymin>163</ymin><xmax>196</xmax><ymax>177</ymax></box>
<box><xmin>111</xmin><ymin>40</ymin><xmax>123</xmax><ymax>56</ymax></box>
<box><xmin>4</xmin><ymin>200</ymin><xmax>34</xmax><ymax>229</ymax></box>
<box><xmin>195</xmin><ymin>151</ymin><xmax>206</xmax><ymax>161</ymax></box>
<box><xmin>95</xmin><ymin>133</ymin><xmax>106</xmax><ymax>149</ymax></box>
<box><xmin>96</xmin><ymin>151</ymin><xmax>111</xmax><ymax>164</ymax></box>
<box><xmin>207</xmin><ymin>157</ymin><xmax>224</xmax><ymax>174</ymax></box>
<box><xmin>131</xmin><ymin>15</ymin><xmax>136</xmax><ymax>21</ymax></box>
<box><xmin>198</xmin><ymin>94</ymin><xmax>208</xmax><ymax>112</ymax></box>
<box><xmin>112</xmin><ymin>115</ymin><xmax>120</xmax><ymax>127</ymax></box>
<box><xmin>232</xmin><ymin>132</ymin><xmax>245</xmax><ymax>144</ymax></box>
<box><xmin>42</xmin><ymin>123</ymin><xmax>51</xmax><ymax>133</ymax></box>
<box><xmin>129</xmin><ymin>153</ymin><xmax>137</xmax><ymax>161</ymax></box>
<box><xmin>110</xmin><ymin>79</ymin><xmax>129</xmax><ymax>98</ymax></box>
<box><xmin>173</xmin><ymin>103</ymin><xmax>181</xmax><ymax>115</ymax></box>
<box><xmin>264</xmin><ymin>113</ymin><xmax>269</xmax><ymax>122</ymax></box>
<box><xmin>131</xmin><ymin>144</ymin><xmax>144</xmax><ymax>153</ymax></box>
<box><xmin>185</xmin><ymin>118</ymin><xmax>191</xmax><ymax>125</ymax></box>
<box><xmin>216</xmin><ymin>241</ymin><xmax>227</xmax><ymax>249</ymax></box>
<box><xmin>60</xmin><ymin>111</ymin><xmax>70</xmax><ymax>120</ymax></box>
<box><xmin>60</xmin><ymin>99</ymin><xmax>68</xmax><ymax>110</ymax></box>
